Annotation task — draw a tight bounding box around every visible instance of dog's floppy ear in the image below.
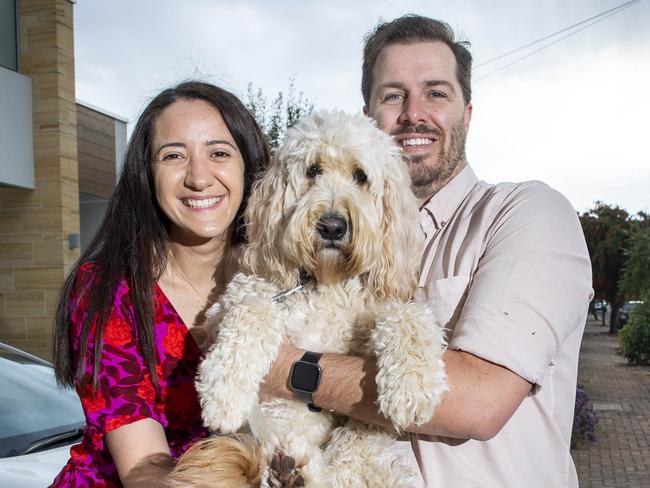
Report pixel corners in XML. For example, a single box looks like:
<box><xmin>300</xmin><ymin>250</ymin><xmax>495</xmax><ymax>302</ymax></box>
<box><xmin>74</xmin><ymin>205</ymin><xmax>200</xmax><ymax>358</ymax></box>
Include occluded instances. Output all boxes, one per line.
<box><xmin>367</xmin><ymin>159</ymin><xmax>424</xmax><ymax>301</ymax></box>
<box><xmin>241</xmin><ymin>157</ymin><xmax>299</xmax><ymax>288</ymax></box>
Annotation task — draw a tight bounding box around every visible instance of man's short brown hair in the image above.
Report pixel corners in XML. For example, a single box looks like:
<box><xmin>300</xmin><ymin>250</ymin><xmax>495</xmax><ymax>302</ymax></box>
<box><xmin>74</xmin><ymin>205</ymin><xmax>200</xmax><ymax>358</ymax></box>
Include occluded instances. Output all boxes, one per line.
<box><xmin>362</xmin><ymin>15</ymin><xmax>473</xmax><ymax>106</ymax></box>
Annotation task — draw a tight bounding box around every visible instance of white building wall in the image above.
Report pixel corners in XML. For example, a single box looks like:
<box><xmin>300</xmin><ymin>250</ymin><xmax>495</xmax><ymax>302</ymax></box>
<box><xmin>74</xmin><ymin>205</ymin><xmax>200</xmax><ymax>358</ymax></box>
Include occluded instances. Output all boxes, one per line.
<box><xmin>0</xmin><ymin>66</ymin><xmax>34</xmax><ymax>189</ymax></box>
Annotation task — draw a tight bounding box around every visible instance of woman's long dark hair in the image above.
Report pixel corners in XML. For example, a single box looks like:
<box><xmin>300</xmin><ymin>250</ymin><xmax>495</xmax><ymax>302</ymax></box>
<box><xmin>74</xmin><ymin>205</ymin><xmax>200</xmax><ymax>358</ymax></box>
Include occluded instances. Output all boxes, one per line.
<box><xmin>53</xmin><ymin>81</ymin><xmax>269</xmax><ymax>392</ymax></box>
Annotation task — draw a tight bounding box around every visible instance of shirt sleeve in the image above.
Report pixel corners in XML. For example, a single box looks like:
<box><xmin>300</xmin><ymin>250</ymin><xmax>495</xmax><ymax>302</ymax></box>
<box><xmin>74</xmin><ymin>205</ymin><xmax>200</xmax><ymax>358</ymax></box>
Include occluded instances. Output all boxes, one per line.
<box><xmin>449</xmin><ymin>182</ymin><xmax>593</xmax><ymax>386</ymax></box>
<box><xmin>70</xmin><ymin>265</ymin><xmax>166</xmax><ymax>437</ymax></box>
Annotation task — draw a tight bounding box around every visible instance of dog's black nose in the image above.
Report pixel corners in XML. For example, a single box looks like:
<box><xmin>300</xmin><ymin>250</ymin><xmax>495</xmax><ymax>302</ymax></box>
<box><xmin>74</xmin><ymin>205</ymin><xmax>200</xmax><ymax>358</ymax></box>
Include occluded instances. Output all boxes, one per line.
<box><xmin>317</xmin><ymin>216</ymin><xmax>348</xmax><ymax>241</ymax></box>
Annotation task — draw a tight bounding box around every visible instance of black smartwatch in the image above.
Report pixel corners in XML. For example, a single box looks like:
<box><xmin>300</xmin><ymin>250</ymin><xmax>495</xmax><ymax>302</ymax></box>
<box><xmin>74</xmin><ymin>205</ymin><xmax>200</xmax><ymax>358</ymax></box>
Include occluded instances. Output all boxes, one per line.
<box><xmin>289</xmin><ymin>351</ymin><xmax>323</xmax><ymax>412</ymax></box>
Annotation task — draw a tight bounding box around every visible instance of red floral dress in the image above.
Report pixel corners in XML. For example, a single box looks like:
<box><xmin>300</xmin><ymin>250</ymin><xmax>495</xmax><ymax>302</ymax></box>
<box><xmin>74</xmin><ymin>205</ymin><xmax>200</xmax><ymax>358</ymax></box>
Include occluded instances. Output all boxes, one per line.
<box><xmin>50</xmin><ymin>264</ymin><xmax>208</xmax><ymax>487</ymax></box>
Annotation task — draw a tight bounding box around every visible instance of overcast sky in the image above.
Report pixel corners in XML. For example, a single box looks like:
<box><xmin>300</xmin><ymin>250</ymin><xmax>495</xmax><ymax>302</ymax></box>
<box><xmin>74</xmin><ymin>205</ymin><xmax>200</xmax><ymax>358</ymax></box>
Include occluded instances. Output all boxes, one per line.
<box><xmin>74</xmin><ymin>0</ymin><xmax>650</xmax><ymax>214</ymax></box>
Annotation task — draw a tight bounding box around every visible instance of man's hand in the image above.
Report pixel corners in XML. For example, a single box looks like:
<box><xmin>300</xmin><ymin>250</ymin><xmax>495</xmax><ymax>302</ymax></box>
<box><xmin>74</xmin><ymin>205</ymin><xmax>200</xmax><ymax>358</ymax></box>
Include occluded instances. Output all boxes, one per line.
<box><xmin>259</xmin><ymin>340</ymin><xmax>302</xmax><ymax>403</ymax></box>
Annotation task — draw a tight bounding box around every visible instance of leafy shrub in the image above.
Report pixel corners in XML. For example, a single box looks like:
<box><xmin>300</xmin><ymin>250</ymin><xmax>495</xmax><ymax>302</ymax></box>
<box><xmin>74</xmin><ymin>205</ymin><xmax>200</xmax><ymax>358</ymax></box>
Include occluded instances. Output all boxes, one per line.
<box><xmin>571</xmin><ymin>385</ymin><xmax>597</xmax><ymax>449</ymax></box>
<box><xmin>619</xmin><ymin>298</ymin><xmax>650</xmax><ymax>365</ymax></box>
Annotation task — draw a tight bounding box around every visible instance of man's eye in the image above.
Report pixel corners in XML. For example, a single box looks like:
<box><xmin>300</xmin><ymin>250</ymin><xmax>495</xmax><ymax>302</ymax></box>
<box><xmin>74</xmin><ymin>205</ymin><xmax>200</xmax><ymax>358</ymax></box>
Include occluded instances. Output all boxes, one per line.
<box><xmin>307</xmin><ymin>164</ymin><xmax>322</xmax><ymax>178</ymax></box>
<box><xmin>429</xmin><ymin>90</ymin><xmax>447</xmax><ymax>99</ymax></box>
<box><xmin>383</xmin><ymin>93</ymin><xmax>403</xmax><ymax>104</ymax></box>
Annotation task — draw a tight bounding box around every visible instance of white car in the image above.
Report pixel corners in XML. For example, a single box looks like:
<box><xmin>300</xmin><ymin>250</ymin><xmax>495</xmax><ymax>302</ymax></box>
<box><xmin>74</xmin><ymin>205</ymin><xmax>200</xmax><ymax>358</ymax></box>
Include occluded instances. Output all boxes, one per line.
<box><xmin>0</xmin><ymin>343</ymin><xmax>85</xmax><ymax>487</ymax></box>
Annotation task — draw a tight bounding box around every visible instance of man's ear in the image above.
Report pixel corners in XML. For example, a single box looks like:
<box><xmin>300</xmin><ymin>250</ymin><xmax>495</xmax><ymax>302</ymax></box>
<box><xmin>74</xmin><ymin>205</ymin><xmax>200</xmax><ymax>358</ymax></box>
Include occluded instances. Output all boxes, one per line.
<box><xmin>464</xmin><ymin>102</ymin><xmax>473</xmax><ymax>130</ymax></box>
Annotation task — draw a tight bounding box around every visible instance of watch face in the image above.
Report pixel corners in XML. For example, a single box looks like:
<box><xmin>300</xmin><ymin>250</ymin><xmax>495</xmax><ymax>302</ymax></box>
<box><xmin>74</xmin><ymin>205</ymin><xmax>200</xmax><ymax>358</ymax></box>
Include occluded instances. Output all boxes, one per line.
<box><xmin>291</xmin><ymin>361</ymin><xmax>321</xmax><ymax>392</ymax></box>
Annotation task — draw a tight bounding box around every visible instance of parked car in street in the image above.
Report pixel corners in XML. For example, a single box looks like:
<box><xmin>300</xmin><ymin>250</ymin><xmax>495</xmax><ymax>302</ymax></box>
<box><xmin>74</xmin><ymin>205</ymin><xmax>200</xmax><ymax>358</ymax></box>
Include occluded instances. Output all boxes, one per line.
<box><xmin>592</xmin><ymin>299</ymin><xmax>607</xmax><ymax>313</ymax></box>
<box><xmin>618</xmin><ymin>301</ymin><xmax>644</xmax><ymax>329</ymax></box>
<box><xmin>0</xmin><ymin>342</ymin><xmax>84</xmax><ymax>487</ymax></box>
<box><xmin>590</xmin><ymin>299</ymin><xmax>608</xmax><ymax>320</ymax></box>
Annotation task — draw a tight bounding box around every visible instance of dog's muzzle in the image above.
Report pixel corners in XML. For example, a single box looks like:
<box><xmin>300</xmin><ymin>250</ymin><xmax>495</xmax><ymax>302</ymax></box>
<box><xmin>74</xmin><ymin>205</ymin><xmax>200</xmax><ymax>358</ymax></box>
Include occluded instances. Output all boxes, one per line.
<box><xmin>317</xmin><ymin>215</ymin><xmax>348</xmax><ymax>241</ymax></box>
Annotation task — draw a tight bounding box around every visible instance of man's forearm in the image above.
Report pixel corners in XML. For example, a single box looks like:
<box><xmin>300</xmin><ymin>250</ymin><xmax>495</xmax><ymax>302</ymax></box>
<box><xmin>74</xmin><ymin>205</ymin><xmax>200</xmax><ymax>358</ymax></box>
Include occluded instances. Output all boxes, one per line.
<box><xmin>263</xmin><ymin>344</ymin><xmax>532</xmax><ymax>440</ymax></box>
<box><xmin>314</xmin><ymin>352</ymin><xmax>393</xmax><ymax>429</ymax></box>
<box><xmin>312</xmin><ymin>350</ymin><xmax>473</xmax><ymax>438</ymax></box>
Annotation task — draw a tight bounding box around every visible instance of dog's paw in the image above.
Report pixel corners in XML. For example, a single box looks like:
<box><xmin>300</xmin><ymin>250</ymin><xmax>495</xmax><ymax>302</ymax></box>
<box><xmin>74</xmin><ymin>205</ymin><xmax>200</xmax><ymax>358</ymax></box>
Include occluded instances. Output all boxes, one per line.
<box><xmin>268</xmin><ymin>452</ymin><xmax>305</xmax><ymax>488</ymax></box>
<box><xmin>196</xmin><ymin>280</ymin><xmax>289</xmax><ymax>434</ymax></box>
<box><xmin>196</xmin><ymin>346</ymin><xmax>259</xmax><ymax>433</ymax></box>
<box><xmin>200</xmin><ymin>395</ymin><xmax>253</xmax><ymax>434</ymax></box>
<box><xmin>197</xmin><ymin>367</ymin><xmax>258</xmax><ymax>433</ymax></box>
<box><xmin>372</xmin><ymin>301</ymin><xmax>448</xmax><ymax>430</ymax></box>
<box><xmin>375</xmin><ymin>356</ymin><xmax>447</xmax><ymax>430</ymax></box>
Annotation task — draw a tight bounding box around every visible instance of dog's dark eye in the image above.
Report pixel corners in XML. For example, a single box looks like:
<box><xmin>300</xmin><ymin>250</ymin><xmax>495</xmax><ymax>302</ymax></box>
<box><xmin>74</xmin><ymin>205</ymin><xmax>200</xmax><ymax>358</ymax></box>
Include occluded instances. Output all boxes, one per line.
<box><xmin>353</xmin><ymin>167</ymin><xmax>368</xmax><ymax>185</ymax></box>
<box><xmin>307</xmin><ymin>164</ymin><xmax>322</xmax><ymax>178</ymax></box>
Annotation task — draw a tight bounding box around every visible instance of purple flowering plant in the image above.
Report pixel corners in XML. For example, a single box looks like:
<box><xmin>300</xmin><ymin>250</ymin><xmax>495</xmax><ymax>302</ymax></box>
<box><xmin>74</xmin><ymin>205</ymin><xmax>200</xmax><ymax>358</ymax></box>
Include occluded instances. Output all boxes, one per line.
<box><xmin>571</xmin><ymin>384</ymin><xmax>598</xmax><ymax>449</ymax></box>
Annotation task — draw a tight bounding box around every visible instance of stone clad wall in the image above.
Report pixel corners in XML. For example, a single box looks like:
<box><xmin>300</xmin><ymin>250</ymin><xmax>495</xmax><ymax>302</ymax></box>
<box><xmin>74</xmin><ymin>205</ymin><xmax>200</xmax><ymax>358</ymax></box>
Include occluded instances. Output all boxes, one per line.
<box><xmin>0</xmin><ymin>0</ymin><xmax>79</xmax><ymax>359</ymax></box>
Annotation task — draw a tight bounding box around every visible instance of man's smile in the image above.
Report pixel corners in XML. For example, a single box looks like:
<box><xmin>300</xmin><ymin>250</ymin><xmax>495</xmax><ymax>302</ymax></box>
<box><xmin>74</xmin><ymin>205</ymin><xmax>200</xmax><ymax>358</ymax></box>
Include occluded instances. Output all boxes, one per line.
<box><xmin>395</xmin><ymin>135</ymin><xmax>438</xmax><ymax>156</ymax></box>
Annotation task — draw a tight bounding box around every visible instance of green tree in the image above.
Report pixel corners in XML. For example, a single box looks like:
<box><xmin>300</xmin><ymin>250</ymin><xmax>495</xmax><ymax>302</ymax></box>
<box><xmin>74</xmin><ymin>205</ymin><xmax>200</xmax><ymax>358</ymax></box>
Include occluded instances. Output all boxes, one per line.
<box><xmin>579</xmin><ymin>202</ymin><xmax>631</xmax><ymax>333</ymax></box>
<box><xmin>246</xmin><ymin>77</ymin><xmax>314</xmax><ymax>148</ymax></box>
<box><xmin>619</xmin><ymin>227</ymin><xmax>650</xmax><ymax>299</ymax></box>
<box><xmin>619</xmin><ymin>292</ymin><xmax>650</xmax><ymax>365</ymax></box>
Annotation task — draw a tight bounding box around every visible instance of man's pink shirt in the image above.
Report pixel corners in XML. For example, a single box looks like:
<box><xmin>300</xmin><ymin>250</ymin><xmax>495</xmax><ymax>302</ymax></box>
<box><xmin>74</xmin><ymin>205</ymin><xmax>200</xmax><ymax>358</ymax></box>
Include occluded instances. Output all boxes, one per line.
<box><xmin>412</xmin><ymin>164</ymin><xmax>592</xmax><ymax>487</ymax></box>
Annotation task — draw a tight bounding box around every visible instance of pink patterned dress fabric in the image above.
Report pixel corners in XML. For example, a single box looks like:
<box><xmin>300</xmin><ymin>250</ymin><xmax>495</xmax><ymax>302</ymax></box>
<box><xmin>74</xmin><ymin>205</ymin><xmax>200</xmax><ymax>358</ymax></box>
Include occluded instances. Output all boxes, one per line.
<box><xmin>50</xmin><ymin>264</ymin><xmax>208</xmax><ymax>487</ymax></box>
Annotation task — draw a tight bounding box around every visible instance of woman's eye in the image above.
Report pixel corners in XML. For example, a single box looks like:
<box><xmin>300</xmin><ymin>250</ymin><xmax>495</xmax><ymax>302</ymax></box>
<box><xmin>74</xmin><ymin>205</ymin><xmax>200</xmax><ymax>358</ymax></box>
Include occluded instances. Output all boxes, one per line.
<box><xmin>307</xmin><ymin>164</ymin><xmax>322</xmax><ymax>178</ymax></box>
<box><xmin>211</xmin><ymin>150</ymin><xmax>229</xmax><ymax>158</ymax></box>
<box><xmin>160</xmin><ymin>152</ymin><xmax>183</xmax><ymax>162</ymax></box>
<box><xmin>353</xmin><ymin>167</ymin><xmax>368</xmax><ymax>185</ymax></box>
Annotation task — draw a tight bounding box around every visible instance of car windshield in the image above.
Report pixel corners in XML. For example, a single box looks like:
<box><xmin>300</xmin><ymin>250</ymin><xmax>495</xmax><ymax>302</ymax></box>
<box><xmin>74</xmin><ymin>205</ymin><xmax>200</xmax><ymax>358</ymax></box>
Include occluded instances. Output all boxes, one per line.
<box><xmin>622</xmin><ymin>302</ymin><xmax>641</xmax><ymax>313</ymax></box>
<box><xmin>0</xmin><ymin>345</ymin><xmax>85</xmax><ymax>458</ymax></box>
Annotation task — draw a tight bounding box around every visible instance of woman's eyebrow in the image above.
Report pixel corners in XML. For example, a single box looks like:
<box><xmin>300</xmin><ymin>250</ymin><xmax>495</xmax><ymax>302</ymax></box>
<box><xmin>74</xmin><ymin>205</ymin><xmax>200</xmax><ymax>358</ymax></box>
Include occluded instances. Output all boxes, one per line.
<box><xmin>206</xmin><ymin>139</ymin><xmax>237</xmax><ymax>149</ymax></box>
<box><xmin>155</xmin><ymin>141</ymin><xmax>185</xmax><ymax>153</ymax></box>
<box><xmin>155</xmin><ymin>139</ymin><xmax>237</xmax><ymax>153</ymax></box>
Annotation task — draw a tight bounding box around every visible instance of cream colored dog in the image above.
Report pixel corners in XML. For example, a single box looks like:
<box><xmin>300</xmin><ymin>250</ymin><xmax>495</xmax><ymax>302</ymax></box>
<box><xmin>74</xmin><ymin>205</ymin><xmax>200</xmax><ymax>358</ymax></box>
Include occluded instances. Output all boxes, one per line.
<box><xmin>170</xmin><ymin>111</ymin><xmax>448</xmax><ymax>488</ymax></box>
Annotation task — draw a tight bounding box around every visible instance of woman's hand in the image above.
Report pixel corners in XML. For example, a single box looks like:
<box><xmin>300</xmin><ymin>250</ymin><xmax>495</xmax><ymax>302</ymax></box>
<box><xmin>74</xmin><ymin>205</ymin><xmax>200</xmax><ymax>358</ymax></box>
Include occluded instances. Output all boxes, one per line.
<box><xmin>126</xmin><ymin>453</ymin><xmax>175</xmax><ymax>488</ymax></box>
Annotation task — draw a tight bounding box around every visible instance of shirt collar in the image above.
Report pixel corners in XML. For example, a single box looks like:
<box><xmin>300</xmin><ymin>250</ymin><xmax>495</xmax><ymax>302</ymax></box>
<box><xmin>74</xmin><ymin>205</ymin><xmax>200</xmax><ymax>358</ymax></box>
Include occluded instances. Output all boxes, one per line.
<box><xmin>420</xmin><ymin>164</ymin><xmax>478</xmax><ymax>231</ymax></box>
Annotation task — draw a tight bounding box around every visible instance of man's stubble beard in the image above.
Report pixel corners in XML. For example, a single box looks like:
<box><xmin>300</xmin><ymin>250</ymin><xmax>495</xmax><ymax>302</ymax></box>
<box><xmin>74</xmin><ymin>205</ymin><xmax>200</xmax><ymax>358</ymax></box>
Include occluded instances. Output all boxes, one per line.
<box><xmin>407</xmin><ymin>120</ymin><xmax>468</xmax><ymax>203</ymax></box>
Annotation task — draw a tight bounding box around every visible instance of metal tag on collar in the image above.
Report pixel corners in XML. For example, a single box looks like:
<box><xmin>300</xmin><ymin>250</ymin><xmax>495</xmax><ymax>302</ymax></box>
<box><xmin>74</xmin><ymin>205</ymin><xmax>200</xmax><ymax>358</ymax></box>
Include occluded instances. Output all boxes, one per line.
<box><xmin>271</xmin><ymin>273</ymin><xmax>312</xmax><ymax>304</ymax></box>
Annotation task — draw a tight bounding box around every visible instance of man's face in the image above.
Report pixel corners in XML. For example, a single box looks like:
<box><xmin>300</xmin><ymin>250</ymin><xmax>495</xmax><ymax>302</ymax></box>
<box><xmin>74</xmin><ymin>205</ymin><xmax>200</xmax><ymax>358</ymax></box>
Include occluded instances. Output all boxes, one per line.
<box><xmin>365</xmin><ymin>41</ymin><xmax>473</xmax><ymax>202</ymax></box>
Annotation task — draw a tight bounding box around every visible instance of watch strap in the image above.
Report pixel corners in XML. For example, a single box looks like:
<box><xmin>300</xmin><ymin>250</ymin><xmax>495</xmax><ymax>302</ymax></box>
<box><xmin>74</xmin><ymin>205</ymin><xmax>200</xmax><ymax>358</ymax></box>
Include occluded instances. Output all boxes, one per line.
<box><xmin>292</xmin><ymin>351</ymin><xmax>322</xmax><ymax>412</ymax></box>
<box><xmin>300</xmin><ymin>351</ymin><xmax>322</xmax><ymax>365</ymax></box>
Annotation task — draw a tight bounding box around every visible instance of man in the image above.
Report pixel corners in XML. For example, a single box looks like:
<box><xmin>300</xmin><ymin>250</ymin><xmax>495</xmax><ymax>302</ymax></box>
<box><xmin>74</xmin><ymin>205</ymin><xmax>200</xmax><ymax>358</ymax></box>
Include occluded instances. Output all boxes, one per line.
<box><xmin>264</xmin><ymin>15</ymin><xmax>592</xmax><ymax>487</ymax></box>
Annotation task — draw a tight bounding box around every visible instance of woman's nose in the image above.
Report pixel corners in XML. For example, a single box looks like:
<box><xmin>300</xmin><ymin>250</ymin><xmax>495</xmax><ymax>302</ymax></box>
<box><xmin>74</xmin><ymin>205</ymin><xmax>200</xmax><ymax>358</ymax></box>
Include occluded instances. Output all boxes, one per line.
<box><xmin>184</xmin><ymin>156</ymin><xmax>214</xmax><ymax>191</ymax></box>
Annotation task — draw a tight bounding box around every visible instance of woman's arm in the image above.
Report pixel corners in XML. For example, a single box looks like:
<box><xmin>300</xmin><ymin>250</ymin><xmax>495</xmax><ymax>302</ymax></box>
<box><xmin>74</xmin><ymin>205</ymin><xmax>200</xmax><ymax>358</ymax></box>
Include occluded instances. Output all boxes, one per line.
<box><xmin>65</xmin><ymin>266</ymin><xmax>182</xmax><ymax>486</ymax></box>
<box><xmin>106</xmin><ymin>418</ymin><xmax>174</xmax><ymax>487</ymax></box>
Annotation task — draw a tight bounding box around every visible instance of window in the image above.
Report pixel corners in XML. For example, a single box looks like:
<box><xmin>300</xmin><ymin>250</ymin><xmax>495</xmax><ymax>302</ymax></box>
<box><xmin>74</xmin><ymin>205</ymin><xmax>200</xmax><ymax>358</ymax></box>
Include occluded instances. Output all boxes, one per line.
<box><xmin>0</xmin><ymin>0</ymin><xmax>18</xmax><ymax>71</ymax></box>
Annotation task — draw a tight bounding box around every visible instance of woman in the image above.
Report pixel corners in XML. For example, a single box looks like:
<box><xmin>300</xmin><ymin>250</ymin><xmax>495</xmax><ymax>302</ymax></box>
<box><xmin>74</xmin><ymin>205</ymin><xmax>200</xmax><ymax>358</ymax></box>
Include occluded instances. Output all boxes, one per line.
<box><xmin>50</xmin><ymin>81</ymin><xmax>268</xmax><ymax>487</ymax></box>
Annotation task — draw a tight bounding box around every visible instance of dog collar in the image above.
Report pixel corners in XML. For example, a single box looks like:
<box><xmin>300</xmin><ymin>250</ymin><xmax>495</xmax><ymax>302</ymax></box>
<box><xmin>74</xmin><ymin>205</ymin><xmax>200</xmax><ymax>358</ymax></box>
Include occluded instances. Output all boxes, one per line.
<box><xmin>271</xmin><ymin>273</ymin><xmax>312</xmax><ymax>304</ymax></box>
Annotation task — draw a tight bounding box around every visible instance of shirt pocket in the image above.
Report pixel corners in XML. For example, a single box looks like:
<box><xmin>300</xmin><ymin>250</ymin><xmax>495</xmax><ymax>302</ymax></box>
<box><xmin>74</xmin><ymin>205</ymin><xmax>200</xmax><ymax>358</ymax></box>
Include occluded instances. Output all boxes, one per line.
<box><xmin>416</xmin><ymin>275</ymin><xmax>470</xmax><ymax>332</ymax></box>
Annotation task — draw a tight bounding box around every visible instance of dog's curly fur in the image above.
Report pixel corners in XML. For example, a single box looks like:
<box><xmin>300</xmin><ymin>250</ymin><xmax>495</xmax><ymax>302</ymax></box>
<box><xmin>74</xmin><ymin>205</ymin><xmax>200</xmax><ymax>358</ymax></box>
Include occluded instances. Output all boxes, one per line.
<box><xmin>168</xmin><ymin>111</ymin><xmax>448</xmax><ymax>487</ymax></box>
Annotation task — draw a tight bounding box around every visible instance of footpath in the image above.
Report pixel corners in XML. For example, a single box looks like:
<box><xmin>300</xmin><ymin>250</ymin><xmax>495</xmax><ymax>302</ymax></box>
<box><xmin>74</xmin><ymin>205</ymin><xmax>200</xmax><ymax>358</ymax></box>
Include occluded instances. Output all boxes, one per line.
<box><xmin>571</xmin><ymin>319</ymin><xmax>650</xmax><ymax>487</ymax></box>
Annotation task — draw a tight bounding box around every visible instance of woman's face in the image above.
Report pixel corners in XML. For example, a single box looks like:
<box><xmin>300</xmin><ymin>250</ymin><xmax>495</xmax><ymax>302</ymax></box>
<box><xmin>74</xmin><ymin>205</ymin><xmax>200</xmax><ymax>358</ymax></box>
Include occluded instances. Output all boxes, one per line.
<box><xmin>151</xmin><ymin>99</ymin><xmax>245</xmax><ymax>244</ymax></box>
